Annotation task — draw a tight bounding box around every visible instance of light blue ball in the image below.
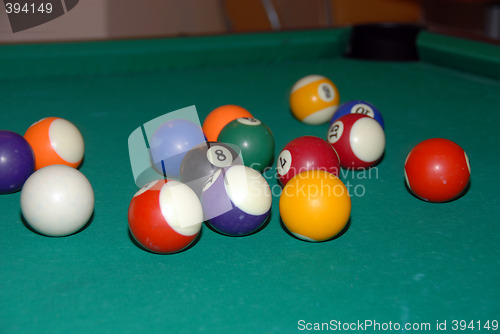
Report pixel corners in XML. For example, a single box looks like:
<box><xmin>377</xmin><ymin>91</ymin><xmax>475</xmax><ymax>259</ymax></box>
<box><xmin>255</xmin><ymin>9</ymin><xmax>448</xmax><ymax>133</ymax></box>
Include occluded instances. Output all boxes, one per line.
<box><xmin>149</xmin><ymin>119</ymin><xmax>206</xmax><ymax>178</ymax></box>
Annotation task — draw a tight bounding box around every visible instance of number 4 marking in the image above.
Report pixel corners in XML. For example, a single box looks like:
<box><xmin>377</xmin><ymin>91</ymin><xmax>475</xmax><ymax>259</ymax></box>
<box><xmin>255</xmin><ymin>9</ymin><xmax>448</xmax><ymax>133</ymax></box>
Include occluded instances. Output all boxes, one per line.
<box><xmin>279</xmin><ymin>157</ymin><xmax>287</xmax><ymax>169</ymax></box>
<box><xmin>277</xmin><ymin>150</ymin><xmax>292</xmax><ymax>176</ymax></box>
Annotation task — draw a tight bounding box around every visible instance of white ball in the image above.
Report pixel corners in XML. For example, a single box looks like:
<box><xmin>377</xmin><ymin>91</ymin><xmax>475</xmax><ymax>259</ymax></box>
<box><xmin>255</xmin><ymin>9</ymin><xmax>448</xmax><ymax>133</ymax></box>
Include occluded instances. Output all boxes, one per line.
<box><xmin>20</xmin><ymin>165</ymin><xmax>95</xmax><ymax>237</ymax></box>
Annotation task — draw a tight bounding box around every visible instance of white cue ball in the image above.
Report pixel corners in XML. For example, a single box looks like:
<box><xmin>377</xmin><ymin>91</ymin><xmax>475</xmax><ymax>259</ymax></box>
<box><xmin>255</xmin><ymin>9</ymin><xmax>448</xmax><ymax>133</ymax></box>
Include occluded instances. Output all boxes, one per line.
<box><xmin>20</xmin><ymin>165</ymin><xmax>95</xmax><ymax>237</ymax></box>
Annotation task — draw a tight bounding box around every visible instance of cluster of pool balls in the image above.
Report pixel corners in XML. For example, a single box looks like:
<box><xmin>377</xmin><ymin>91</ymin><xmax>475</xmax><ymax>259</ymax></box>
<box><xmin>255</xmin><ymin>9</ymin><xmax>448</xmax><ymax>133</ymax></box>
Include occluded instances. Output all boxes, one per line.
<box><xmin>0</xmin><ymin>117</ymin><xmax>95</xmax><ymax>237</ymax></box>
<box><xmin>0</xmin><ymin>74</ymin><xmax>471</xmax><ymax>253</ymax></box>
<box><xmin>291</xmin><ymin>75</ymin><xmax>470</xmax><ymax>201</ymax></box>
<box><xmin>280</xmin><ymin>75</ymin><xmax>386</xmax><ymax>242</ymax></box>
<box><xmin>127</xmin><ymin>74</ymin><xmax>471</xmax><ymax>254</ymax></box>
<box><xmin>128</xmin><ymin>105</ymin><xmax>276</xmax><ymax>254</ymax></box>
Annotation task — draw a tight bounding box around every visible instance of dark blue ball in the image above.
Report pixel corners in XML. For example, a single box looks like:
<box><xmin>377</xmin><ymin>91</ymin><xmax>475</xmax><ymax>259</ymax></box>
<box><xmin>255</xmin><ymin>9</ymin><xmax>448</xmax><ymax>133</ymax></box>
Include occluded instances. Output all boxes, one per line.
<box><xmin>329</xmin><ymin>100</ymin><xmax>384</xmax><ymax>129</ymax></box>
<box><xmin>201</xmin><ymin>165</ymin><xmax>271</xmax><ymax>236</ymax></box>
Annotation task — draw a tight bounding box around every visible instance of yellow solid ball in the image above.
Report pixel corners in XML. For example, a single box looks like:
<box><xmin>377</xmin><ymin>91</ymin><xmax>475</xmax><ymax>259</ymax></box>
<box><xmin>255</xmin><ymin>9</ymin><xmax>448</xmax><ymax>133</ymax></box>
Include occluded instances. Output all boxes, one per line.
<box><xmin>279</xmin><ymin>170</ymin><xmax>351</xmax><ymax>242</ymax></box>
<box><xmin>289</xmin><ymin>74</ymin><xmax>340</xmax><ymax>125</ymax></box>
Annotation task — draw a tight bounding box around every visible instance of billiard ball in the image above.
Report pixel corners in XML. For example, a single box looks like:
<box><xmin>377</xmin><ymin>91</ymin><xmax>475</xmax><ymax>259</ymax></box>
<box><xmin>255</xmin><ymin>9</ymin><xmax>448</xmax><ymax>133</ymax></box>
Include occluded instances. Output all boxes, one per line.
<box><xmin>149</xmin><ymin>119</ymin><xmax>206</xmax><ymax>178</ymax></box>
<box><xmin>0</xmin><ymin>130</ymin><xmax>35</xmax><ymax>194</ymax></box>
<box><xmin>24</xmin><ymin>117</ymin><xmax>84</xmax><ymax>170</ymax></box>
<box><xmin>202</xmin><ymin>105</ymin><xmax>253</xmax><ymax>142</ymax></box>
<box><xmin>20</xmin><ymin>165</ymin><xmax>95</xmax><ymax>237</ymax></box>
<box><xmin>201</xmin><ymin>165</ymin><xmax>272</xmax><ymax>236</ymax></box>
<box><xmin>404</xmin><ymin>138</ymin><xmax>471</xmax><ymax>202</ymax></box>
<box><xmin>179</xmin><ymin>141</ymin><xmax>243</xmax><ymax>198</ymax></box>
<box><xmin>327</xmin><ymin>114</ymin><xmax>385</xmax><ymax>169</ymax></box>
<box><xmin>128</xmin><ymin>179</ymin><xmax>203</xmax><ymax>254</ymax></box>
<box><xmin>330</xmin><ymin>100</ymin><xmax>384</xmax><ymax>128</ymax></box>
<box><xmin>289</xmin><ymin>74</ymin><xmax>340</xmax><ymax>125</ymax></box>
<box><xmin>277</xmin><ymin>135</ymin><xmax>340</xmax><ymax>186</ymax></box>
<box><xmin>279</xmin><ymin>170</ymin><xmax>351</xmax><ymax>242</ymax></box>
<box><xmin>217</xmin><ymin>117</ymin><xmax>275</xmax><ymax>173</ymax></box>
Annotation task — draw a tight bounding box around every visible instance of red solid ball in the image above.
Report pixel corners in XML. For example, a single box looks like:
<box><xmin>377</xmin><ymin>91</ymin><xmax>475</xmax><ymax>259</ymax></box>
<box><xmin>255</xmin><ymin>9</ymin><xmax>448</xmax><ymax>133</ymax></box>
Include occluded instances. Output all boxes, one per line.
<box><xmin>276</xmin><ymin>136</ymin><xmax>340</xmax><ymax>186</ymax></box>
<box><xmin>128</xmin><ymin>179</ymin><xmax>203</xmax><ymax>254</ymax></box>
<box><xmin>327</xmin><ymin>114</ymin><xmax>385</xmax><ymax>169</ymax></box>
<box><xmin>404</xmin><ymin>138</ymin><xmax>471</xmax><ymax>202</ymax></box>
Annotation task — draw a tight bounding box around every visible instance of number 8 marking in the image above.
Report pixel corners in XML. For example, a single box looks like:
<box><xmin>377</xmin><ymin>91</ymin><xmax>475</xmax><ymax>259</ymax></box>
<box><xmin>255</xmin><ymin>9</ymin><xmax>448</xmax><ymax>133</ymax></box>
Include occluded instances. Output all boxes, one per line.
<box><xmin>207</xmin><ymin>146</ymin><xmax>233</xmax><ymax>168</ymax></box>
<box><xmin>215</xmin><ymin>149</ymin><xmax>226</xmax><ymax>161</ymax></box>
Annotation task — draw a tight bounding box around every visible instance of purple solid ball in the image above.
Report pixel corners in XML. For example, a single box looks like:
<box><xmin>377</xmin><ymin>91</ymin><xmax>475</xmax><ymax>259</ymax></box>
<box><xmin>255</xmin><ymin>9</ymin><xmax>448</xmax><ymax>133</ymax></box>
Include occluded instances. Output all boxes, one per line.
<box><xmin>201</xmin><ymin>166</ymin><xmax>272</xmax><ymax>236</ymax></box>
<box><xmin>0</xmin><ymin>130</ymin><xmax>35</xmax><ymax>194</ymax></box>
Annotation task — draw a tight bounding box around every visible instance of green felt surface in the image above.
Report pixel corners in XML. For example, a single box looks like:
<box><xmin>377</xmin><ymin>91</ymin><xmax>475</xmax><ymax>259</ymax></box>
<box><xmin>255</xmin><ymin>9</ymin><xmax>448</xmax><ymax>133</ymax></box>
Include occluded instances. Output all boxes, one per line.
<box><xmin>418</xmin><ymin>31</ymin><xmax>500</xmax><ymax>80</ymax></box>
<box><xmin>1</xmin><ymin>29</ymin><xmax>500</xmax><ymax>333</ymax></box>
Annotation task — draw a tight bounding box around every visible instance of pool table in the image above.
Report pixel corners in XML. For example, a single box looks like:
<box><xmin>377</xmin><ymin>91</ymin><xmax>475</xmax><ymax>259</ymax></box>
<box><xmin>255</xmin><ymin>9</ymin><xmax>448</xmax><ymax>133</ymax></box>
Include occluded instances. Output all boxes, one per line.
<box><xmin>1</xmin><ymin>28</ymin><xmax>499</xmax><ymax>333</ymax></box>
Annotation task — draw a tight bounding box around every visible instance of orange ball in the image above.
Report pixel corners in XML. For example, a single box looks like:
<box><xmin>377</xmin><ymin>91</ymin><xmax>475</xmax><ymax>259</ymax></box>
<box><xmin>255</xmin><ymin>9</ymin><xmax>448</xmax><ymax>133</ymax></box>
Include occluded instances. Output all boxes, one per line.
<box><xmin>279</xmin><ymin>170</ymin><xmax>351</xmax><ymax>242</ymax></box>
<box><xmin>202</xmin><ymin>105</ymin><xmax>253</xmax><ymax>141</ymax></box>
<box><xmin>24</xmin><ymin>117</ymin><xmax>84</xmax><ymax>170</ymax></box>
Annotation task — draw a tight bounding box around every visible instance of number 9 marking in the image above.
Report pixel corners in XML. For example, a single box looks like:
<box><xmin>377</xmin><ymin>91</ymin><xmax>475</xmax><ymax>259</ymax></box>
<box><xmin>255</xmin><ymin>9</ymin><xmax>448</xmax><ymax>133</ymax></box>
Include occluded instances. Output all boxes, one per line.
<box><xmin>317</xmin><ymin>83</ymin><xmax>335</xmax><ymax>102</ymax></box>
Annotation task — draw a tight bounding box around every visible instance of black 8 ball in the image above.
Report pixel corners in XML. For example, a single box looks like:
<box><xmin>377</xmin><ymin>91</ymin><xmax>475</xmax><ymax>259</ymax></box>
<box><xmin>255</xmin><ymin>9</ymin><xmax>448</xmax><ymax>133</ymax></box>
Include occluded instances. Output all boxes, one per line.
<box><xmin>179</xmin><ymin>141</ymin><xmax>242</xmax><ymax>198</ymax></box>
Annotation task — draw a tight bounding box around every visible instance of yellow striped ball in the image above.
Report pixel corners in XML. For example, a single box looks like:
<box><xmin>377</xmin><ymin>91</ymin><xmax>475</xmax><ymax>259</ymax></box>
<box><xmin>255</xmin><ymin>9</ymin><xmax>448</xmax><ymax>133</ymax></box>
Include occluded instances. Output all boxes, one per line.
<box><xmin>289</xmin><ymin>74</ymin><xmax>340</xmax><ymax>125</ymax></box>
